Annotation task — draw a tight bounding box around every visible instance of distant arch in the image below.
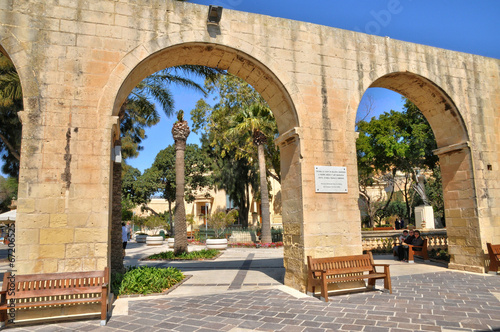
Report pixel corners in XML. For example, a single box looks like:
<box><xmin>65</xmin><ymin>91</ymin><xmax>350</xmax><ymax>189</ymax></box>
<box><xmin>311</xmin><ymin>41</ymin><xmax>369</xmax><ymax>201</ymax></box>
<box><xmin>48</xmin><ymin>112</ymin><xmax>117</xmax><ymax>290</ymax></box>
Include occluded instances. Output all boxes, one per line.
<box><xmin>369</xmin><ymin>72</ymin><xmax>469</xmax><ymax>148</ymax></box>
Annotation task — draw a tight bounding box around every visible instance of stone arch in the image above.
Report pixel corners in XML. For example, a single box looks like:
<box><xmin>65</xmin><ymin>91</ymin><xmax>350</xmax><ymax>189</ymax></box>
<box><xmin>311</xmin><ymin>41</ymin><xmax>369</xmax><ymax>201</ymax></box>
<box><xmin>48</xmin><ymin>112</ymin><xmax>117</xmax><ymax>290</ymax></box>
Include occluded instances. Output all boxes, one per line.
<box><xmin>370</xmin><ymin>72</ymin><xmax>469</xmax><ymax>148</ymax></box>
<box><xmin>99</xmin><ymin>41</ymin><xmax>300</xmax><ymax>134</ymax></box>
<box><xmin>362</xmin><ymin>72</ymin><xmax>483</xmax><ymax>271</ymax></box>
<box><xmin>100</xmin><ymin>40</ymin><xmax>304</xmax><ymax>284</ymax></box>
<box><xmin>0</xmin><ymin>31</ymin><xmax>41</xmax><ymax>110</ymax></box>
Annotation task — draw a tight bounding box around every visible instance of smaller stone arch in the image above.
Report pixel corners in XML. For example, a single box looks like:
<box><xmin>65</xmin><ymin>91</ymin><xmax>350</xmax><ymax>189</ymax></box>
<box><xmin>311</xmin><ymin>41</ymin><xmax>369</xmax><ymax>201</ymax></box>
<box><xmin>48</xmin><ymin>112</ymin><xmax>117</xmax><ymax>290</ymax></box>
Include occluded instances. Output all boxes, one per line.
<box><xmin>370</xmin><ymin>72</ymin><xmax>469</xmax><ymax>149</ymax></box>
<box><xmin>363</xmin><ymin>72</ymin><xmax>484</xmax><ymax>272</ymax></box>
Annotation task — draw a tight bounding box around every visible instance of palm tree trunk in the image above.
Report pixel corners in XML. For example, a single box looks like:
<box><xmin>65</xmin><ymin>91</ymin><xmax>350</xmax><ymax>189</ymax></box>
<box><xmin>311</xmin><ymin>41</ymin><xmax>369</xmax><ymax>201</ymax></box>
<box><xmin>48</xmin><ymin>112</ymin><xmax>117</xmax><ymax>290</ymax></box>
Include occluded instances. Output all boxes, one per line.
<box><xmin>111</xmin><ymin>142</ymin><xmax>125</xmax><ymax>274</ymax></box>
<box><xmin>173</xmin><ymin>138</ymin><xmax>188</xmax><ymax>254</ymax></box>
<box><xmin>258</xmin><ymin>144</ymin><xmax>272</xmax><ymax>243</ymax></box>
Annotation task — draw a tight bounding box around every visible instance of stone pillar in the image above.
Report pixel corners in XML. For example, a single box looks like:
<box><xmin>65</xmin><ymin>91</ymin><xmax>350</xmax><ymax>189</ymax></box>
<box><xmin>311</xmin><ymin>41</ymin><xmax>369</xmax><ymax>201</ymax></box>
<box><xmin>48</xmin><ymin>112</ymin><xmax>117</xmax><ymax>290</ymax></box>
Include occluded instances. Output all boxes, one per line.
<box><xmin>277</xmin><ymin>129</ymin><xmax>306</xmax><ymax>291</ymax></box>
<box><xmin>435</xmin><ymin>144</ymin><xmax>485</xmax><ymax>272</ymax></box>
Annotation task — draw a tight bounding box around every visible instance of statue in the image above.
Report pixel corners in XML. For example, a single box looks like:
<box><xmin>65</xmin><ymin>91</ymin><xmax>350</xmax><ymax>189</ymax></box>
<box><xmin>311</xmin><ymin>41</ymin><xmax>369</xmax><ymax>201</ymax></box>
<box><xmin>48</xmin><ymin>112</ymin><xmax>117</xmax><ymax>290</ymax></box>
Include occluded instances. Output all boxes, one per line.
<box><xmin>412</xmin><ymin>169</ymin><xmax>430</xmax><ymax>206</ymax></box>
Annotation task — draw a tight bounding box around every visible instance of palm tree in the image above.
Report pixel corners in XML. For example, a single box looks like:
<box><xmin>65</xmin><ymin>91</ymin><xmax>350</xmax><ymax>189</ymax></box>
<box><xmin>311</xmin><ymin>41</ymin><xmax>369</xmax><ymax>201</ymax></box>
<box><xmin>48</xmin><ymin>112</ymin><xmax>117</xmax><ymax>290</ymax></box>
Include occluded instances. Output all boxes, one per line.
<box><xmin>119</xmin><ymin>65</ymin><xmax>221</xmax><ymax>159</ymax></box>
<box><xmin>0</xmin><ymin>53</ymin><xmax>22</xmax><ymax>177</ymax></box>
<box><xmin>227</xmin><ymin>104</ymin><xmax>276</xmax><ymax>243</ymax></box>
<box><xmin>172</xmin><ymin>110</ymin><xmax>190</xmax><ymax>254</ymax></box>
<box><xmin>112</xmin><ymin>65</ymin><xmax>223</xmax><ymax>273</ymax></box>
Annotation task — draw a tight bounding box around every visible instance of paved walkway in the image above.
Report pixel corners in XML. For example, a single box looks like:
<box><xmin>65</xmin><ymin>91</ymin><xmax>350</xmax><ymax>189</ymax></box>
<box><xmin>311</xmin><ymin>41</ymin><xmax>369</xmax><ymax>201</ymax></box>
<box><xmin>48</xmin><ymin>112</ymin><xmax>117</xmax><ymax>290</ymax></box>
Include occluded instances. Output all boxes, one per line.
<box><xmin>4</xmin><ymin>242</ymin><xmax>500</xmax><ymax>331</ymax></box>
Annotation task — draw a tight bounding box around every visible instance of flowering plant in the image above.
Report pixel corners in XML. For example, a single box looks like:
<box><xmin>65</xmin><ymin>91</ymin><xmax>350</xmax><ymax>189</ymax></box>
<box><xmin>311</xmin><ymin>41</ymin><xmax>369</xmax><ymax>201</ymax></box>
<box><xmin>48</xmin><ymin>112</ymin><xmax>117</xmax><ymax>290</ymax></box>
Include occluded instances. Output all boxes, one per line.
<box><xmin>228</xmin><ymin>242</ymin><xmax>284</xmax><ymax>248</ymax></box>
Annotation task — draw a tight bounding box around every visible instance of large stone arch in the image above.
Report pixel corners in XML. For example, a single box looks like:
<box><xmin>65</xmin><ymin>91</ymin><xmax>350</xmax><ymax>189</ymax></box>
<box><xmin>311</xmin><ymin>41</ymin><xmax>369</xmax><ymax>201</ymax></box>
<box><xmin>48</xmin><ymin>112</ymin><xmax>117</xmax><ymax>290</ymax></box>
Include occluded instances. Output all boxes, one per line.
<box><xmin>366</xmin><ymin>72</ymin><xmax>484</xmax><ymax>271</ymax></box>
<box><xmin>99</xmin><ymin>40</ymin><xmax>304</xmax><ymax>286</ymax></box>
<box><xmin>100</xmin><ymin>41</ymin><xmax>301</xmax><ymax>133</ymax></box>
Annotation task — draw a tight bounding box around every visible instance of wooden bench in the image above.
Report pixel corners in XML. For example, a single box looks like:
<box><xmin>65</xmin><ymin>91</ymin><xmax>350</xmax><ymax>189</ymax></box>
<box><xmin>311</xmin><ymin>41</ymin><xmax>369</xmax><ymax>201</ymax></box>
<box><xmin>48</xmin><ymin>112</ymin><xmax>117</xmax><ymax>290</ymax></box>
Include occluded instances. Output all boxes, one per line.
<box><xmin>393</xmin><ymin>238</ymin><xmax>429</xmax><ymax>263</ymax></box>
<box><xmin>0</xmin><ymin>268</ymin><xmax>110</xmax><ymax>327</ymax></box>
<box><xmin>487</xmin><ymin>243</ymin><xmax>500</xmax><ymax>274</ymax></box>
<box><xmin>408</xmin><ymin>238</ymin><xmax>429</xmax><ymax>263</ymax></box>
<box><xmin>187</xmin><ymin>230</ymin><xmax>199</xmax><ymax>239</ymax></box>
<box><xmin>307</xmin><ymin>252</ymin><xmax>392</xmax><ymax>302</ymax></box>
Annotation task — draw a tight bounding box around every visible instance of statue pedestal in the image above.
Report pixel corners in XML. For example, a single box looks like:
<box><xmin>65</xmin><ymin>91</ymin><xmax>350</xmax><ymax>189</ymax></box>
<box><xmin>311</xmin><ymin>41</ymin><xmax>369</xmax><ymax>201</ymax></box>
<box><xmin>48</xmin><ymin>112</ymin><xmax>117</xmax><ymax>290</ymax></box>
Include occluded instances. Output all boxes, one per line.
<box><xmin>415</xmin><ymin>205</ymin><xmax>434</xmax><ymax>229</ymax></box>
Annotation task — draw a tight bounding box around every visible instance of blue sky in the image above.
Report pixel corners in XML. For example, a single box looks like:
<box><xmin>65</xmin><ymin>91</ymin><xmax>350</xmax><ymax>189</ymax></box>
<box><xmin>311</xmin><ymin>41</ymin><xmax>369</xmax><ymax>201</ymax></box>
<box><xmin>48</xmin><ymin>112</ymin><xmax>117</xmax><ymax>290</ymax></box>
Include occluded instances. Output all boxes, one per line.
<box><xmin>4</xmin><ymin>1</ymin><xmax>498</xmax><ymax>177</ymax></box>
<box><xmin>124</xmin><ymin>1</ymin><xmax>499</xmax><ymax>174</ymax></box>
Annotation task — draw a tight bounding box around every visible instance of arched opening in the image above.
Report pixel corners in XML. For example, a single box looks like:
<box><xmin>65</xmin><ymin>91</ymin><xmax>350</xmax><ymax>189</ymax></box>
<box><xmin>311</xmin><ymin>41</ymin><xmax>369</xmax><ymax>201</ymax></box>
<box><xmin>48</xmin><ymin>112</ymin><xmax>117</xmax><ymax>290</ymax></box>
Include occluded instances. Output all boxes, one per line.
<box><xmin>357</xmin><ymin>72</ymin><xmax>483</xmax><ymax>271</ymax></box>
<box><xmin>0</xmin><ymin>46</ymin><xmax>23</xmax><ymax>235</ymax></box>
<box><xmin>110</xmin><ymin>43</ymin><xmax>299</xmax><ymax>134</ymax></box>
<box><xmin>104</xmin><ymin>42</ymin><xmax>302</xmax><ymax>285</ymax></box>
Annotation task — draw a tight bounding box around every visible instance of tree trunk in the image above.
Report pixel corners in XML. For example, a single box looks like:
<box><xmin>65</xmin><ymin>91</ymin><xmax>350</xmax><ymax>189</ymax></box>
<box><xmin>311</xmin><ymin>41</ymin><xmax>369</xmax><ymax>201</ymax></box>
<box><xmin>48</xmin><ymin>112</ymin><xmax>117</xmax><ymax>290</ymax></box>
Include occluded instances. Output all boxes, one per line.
<box><xmin>168</xmin><ymin>200</ymin><xmax>173</xmax><ymax>234</ymax></box>
<box><xmin>173</xmin><ymin>138</ymin><xmax>188</xmax><ymax>254</ymax></box>
<box><xmin>111</xmin><ymin>142</ymin><xmax>125</xmax><ymax>274</ymax></box>
<box><xmin>238</xmin><ymin>191</ymin><xmax>249</xmax><ymax>228</ymax></box>
<box><xmin>257</xmin><ymin>143</ymin><xmax>272</xmax><ymax>243</ymax></box>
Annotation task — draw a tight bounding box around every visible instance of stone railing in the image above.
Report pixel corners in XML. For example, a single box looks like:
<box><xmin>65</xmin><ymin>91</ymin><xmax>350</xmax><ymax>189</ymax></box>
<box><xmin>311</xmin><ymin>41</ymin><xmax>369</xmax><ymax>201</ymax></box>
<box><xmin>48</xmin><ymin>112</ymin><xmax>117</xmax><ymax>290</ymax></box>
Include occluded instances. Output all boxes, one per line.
<box><xmin>362</xmin><ymin>229</ymin><xmax>448</xmax><ymax>252</ymax></box>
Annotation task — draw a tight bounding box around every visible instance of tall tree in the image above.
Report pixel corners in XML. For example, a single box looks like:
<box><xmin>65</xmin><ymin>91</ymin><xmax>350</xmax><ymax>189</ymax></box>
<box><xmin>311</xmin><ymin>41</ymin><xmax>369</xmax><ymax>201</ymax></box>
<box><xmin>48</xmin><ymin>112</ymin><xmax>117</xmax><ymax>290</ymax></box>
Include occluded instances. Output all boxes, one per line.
<box><xmin>191</xmin><ymin>74</ymin><xmax>280</xmax><ymax>228</ymax></box>
<box><xmin>112</xmin><ymin>65</ymin><xmax>222</xmax><ymax>273</ymax></box>
<box><xmin>172</xmin><ymin>110</ymin><xmax>190</xmax><ymax>254</ymax></box>
<box><xmin>225</xmin><ymin>104</ymin><xmax>276</xmax><ymax>242</ymax></box>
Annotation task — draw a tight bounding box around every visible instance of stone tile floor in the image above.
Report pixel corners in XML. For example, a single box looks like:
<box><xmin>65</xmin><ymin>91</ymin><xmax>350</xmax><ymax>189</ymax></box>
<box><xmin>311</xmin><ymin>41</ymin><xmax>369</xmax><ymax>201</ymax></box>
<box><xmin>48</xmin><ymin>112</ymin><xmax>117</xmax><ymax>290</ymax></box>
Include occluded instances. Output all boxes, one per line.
<box><xmin>6</xmin><ymin>271</ymin><xmax>500</xmax><ymax>332</ymax></box>
<box><xmin>1</xmin><ymin>244</ymin><xmax>499</xmax><ymax>331</ymax></box>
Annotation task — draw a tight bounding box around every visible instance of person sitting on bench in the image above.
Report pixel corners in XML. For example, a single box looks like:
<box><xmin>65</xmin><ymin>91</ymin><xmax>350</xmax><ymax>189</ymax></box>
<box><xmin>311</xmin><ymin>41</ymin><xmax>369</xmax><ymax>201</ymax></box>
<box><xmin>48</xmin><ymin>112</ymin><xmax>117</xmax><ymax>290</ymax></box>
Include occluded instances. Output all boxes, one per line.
<box><xmin>398</xmin><ymin>230</ymin><xmax>423</xmax><ymax>262</ymax></box>
<box><xmin>393</xmin><ymin>230</ymin><xmax>409</xmax><ymax>257</ymax></box>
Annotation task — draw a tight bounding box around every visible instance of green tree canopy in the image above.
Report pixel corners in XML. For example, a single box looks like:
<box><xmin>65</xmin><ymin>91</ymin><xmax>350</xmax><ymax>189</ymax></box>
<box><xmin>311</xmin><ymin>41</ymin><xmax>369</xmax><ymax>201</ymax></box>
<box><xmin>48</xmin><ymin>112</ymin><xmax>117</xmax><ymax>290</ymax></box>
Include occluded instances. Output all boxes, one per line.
<box><xmin>123</xmin><ymin>144</ymin><xmax>213</xmax><ymax>219</ymax></box>
<box><xmin>0</xmin><ymin>53</ymin><xmax>22</xmax><ymax>177</ymax></box>
<box><xmin>356</xmin><ymin>99</ymin><xmax>442</xmax><ymax>225</ymax></box>
<box><xmin>0</xmin><ymin>176</ymin><xmax>18</xmax><ymax>212</ymax></box>
<box><xmin>190</xmin><ymin>74</ymin><xmax>279</xmax><ymax>227</ymax></box>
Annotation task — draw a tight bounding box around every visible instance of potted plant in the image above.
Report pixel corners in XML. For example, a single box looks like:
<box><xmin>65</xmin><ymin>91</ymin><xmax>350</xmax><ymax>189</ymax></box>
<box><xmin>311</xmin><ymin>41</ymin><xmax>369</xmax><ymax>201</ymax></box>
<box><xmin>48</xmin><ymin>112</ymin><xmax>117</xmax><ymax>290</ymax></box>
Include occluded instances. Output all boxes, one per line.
<box><xmin>167</xmin><ymin>237</ymin><xmax>175</xmax><ymax>248</ymax></box>
<box><xmin>206</xmin><ymin>209</ymin><xmax>238</xmax><ymax>250</ymax></box>
<box><xmin>373</xmin><ymin>220</ymin><xmax>394</xmax><ymax>230</ymax></box>
<box><xmin>135</xmin><ymin>233</ymin><xmax>148</xmax><ymax>243</ymax></box>
<box><xmin>132</xmin><ymin>215</ymin><xmax>148</xmax><ymax>243</ymax></box>
<box><xmin>144</xmin><ymin>215</ymin><xmax>168</xmax><ymax>246</ymax></box>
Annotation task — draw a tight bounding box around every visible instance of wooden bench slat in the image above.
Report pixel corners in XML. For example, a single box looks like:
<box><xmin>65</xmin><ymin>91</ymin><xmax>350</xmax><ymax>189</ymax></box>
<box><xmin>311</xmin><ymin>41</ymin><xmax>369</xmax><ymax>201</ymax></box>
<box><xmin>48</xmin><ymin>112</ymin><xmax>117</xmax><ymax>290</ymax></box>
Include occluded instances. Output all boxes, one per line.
<box><xmin>324</xmin><ymin>272</ymin><xmax>387</xmax><ymax>283</ymax></box>
<box><xmin>0</xmin><ymin>296</ymin><xmax>103</xmax><ymax>310</ymax></box>
<box><xmin>13</xmin><ymin>272</ymin><xmax>106</xmax><ymax>282</ymax></box>
<box><xmin>9</xmin><ymin>286</ymin><xmax>105</xmax><ymax>299</ymax></box>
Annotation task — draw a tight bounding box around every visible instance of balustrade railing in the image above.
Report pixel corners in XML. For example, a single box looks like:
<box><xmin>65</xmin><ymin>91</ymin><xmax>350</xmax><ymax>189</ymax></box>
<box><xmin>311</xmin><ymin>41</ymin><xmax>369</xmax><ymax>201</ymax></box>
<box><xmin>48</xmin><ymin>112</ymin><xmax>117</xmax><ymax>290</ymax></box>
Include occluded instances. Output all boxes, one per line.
<box><xmin>362</xmin><ymin>229</ymin><xmax>448</xmax><ymax>253</ymax></box>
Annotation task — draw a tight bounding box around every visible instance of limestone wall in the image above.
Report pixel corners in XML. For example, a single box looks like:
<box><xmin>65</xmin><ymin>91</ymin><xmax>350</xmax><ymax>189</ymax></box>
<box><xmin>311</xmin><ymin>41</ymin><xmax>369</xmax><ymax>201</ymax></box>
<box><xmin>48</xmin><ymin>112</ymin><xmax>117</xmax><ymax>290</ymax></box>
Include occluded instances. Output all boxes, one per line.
<box><xmin>0</xmin><ymin>0</ymin><xmax>498</xmax><ymax>291</ymax></box>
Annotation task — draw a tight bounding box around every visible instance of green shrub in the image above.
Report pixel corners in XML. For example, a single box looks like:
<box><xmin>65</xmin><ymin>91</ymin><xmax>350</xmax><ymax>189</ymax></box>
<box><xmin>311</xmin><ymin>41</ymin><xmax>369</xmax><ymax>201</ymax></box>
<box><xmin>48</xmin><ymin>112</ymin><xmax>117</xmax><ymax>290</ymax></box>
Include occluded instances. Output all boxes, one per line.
<box><xmin>112</xmin><ymin>266</ymin><xmax>184</xmax><ymax>296</ymax></box>
<box><xmin>429</xmin><ymin>248</ymin><xmax>450</xmax><ymax>262</ymax></box>
<box><xmin>147</xmin><ymin>249</ymin><xmax>219</xmax><ymax>260</ymax></box>
<box><xmin>208</xmin><ymin>208</ymin><xmax>238</xmax><ymax>239</ymax></box>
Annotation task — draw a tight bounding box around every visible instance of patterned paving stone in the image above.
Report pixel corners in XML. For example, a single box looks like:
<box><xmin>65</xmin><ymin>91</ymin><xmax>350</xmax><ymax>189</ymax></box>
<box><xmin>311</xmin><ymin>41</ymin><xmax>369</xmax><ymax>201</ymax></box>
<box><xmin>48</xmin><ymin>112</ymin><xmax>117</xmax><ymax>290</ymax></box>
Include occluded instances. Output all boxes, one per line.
<box><xmin>4</xmin><ymin>270</ymin><xmax>500</xmax><ymax>332</ymax></box>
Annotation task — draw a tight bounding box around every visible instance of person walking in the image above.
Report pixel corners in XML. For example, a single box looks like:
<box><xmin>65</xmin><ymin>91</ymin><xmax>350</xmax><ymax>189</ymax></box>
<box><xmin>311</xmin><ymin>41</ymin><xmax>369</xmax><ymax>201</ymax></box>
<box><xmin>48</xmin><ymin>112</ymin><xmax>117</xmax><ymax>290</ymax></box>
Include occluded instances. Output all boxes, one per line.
<box><xmin>395</xmin><ymin>218</ymin><xmax>401</xmax><ymax>230</ymax></box>
<box><xmin>122</xmin><ymin>222</ymin><xmax>128</xmax><ymax>258</ymax></box>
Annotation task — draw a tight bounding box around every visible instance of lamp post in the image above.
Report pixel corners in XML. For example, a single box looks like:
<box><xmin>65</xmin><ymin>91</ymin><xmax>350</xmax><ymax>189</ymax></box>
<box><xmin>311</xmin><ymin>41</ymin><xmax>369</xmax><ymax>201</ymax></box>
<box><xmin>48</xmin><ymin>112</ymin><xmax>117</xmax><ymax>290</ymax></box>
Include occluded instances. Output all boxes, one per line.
<box><xmin>207</xmin><ymin>5</ymin><xmax>223</xmax><ymax>25</ymax></box>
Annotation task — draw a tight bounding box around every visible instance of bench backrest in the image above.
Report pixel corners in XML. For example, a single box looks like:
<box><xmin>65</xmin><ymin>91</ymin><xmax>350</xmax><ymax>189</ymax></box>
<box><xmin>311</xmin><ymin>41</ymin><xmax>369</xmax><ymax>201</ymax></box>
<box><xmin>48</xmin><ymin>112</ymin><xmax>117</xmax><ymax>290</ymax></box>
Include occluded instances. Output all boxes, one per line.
<box><xmin>487</xmin><ymin>243</ymin><xmax>500</xmax><ymax>262</ymax></box>
<box><xmin>414</xmin><ymin>238</ymin><xmax>427</xmax><ymax>248</ymax></box>
<box><xmin>307</xmin><ymin>253</ymin><xmax>375</xmax><ymax>276</ymax></box>
<box><xmin>2</xmin><ymin>268</ymin><xmax>109</xmax><ymax>300</ymax></box>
